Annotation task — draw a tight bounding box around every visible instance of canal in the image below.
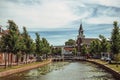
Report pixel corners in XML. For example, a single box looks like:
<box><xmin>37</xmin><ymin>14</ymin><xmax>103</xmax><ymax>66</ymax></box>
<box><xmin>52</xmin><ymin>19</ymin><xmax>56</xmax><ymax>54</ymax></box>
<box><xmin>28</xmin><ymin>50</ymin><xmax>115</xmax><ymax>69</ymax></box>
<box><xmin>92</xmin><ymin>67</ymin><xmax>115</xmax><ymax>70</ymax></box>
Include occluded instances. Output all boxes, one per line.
<box><xmin>0</xmin><ymin>62</ymin><xmax>116</xmax><ymax>80</ymax></box>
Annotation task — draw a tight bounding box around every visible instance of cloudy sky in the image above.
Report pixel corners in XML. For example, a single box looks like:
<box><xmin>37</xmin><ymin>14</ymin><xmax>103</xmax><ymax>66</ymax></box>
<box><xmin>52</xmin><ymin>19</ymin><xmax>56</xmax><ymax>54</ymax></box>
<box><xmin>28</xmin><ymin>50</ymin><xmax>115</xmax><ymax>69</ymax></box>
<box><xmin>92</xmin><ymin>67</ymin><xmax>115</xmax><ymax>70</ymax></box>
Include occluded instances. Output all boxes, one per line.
<box><xmin>0</xmin><ymin>0</ymin><xmax>120</xmax><ymax>45</ymax></box>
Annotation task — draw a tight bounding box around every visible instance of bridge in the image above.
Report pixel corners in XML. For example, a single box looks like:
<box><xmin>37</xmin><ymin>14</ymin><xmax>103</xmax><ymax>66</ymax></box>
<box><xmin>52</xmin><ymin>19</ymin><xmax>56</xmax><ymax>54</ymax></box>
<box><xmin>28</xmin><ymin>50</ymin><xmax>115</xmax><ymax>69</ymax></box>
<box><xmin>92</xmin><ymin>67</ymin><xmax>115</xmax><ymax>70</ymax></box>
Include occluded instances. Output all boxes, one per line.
<box><xmin>52</xmin><ymin>56</ymin><xmax>86</xmax><ymax>61</ymax></box>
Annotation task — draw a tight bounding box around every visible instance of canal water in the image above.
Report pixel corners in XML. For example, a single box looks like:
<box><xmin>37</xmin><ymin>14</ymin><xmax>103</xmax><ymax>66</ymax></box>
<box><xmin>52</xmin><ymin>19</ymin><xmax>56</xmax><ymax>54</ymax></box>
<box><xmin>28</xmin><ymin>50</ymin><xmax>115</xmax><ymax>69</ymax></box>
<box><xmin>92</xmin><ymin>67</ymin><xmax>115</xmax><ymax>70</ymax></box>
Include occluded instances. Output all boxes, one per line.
<box><xmin>0</xmin><ymin>62</ymin><xmax>116</xmax><ymax>80</ymax></box>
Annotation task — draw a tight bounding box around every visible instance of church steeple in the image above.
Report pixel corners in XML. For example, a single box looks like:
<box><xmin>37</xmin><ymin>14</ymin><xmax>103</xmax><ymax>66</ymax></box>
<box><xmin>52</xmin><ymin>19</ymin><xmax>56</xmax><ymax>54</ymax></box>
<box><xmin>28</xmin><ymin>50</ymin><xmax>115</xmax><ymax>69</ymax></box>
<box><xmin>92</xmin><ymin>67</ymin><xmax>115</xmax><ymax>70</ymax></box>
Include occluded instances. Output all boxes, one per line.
<box><xmin>79</xmin><ymin>24</ymin><xmax>83</xmax><ymax>35</ymax></box>
<box><xmin>77</xmin><ymin>23</ymin><xmax>84</xmax><ymax>53</ymax></box>
<box><xmin>78</xmin><ymin>23</ymin><xmax>84</xmax><ymax>38</ymax></box>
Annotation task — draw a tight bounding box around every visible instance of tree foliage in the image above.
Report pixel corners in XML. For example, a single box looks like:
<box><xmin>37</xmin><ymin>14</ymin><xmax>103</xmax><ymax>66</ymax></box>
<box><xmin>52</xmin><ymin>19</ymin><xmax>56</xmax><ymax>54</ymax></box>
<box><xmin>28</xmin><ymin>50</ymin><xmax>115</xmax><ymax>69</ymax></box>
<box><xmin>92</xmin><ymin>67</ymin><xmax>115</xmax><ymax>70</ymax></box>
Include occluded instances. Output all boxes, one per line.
<box><xmin>89</xmin><ymin>39</ymin><xmax>101</xmax><ymax>55</ymax></box>
<box><xmin>65</xmin><ymin>39</ymin><xmax>75</xmax><ymax>46</ymax></box>
<box><xmin>7</xmin><ymin>20</ymin><xmax>20</xmax><ymax>54</ymax></box>
<box><xmin>81</xmin><ymin>44</ymin><xmax>87</xmax><ymax>56</ymax></box>
<box><xmin>51</xmin><ymin>47</ymin><xmax>61</xmax><ymax>55</ymax></box>
<box><xmin>0</xmin><ymin>20</ymin><xmax>51</xmax><ymax>66</ymax></box>
<box><xmin>99</xmin><ymin>35</ymin><xmax>110</xmax><ymax>53</ymax></box>
<box><xmin>111</xmin><ymin>21</ymin><xmax>120</xmax><ymax>55</ymax></box>
<box><xmin>72</xmin><ymin>48</ymin><xmax>77</xmax><ymax>56</ymax></box>
<box><xmin>35</xmin><ymin>32</ymin><xmax>41</xmax><ymax>55</ymax></box>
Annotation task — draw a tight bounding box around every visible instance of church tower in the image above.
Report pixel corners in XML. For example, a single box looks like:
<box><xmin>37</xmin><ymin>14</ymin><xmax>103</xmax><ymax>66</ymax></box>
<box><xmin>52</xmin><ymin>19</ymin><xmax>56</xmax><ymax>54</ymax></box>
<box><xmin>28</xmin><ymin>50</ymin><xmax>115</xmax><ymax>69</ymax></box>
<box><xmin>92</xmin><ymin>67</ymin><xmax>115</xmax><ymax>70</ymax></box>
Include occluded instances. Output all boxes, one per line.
<box><xmin>78</xmin><ymin>24</ymin><xmax>84</xmax><ymax>38</ymax></box>
<box><xmin>77</xmin><ymin>23</ymin><xmax>84</xmax><ymax>53</ymax></box>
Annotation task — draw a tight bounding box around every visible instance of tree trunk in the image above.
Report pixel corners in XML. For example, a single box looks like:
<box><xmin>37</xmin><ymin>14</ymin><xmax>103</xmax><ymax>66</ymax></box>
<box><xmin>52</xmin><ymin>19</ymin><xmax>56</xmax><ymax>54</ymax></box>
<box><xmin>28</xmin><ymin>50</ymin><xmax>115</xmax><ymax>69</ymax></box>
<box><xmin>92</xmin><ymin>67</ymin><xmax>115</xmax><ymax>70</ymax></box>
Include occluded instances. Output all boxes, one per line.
<box><xmin>4</xmin><ymin>52</ymin><xmax>7</xmax><ymax>69</ymax></box>
<box><xmin>46</xmin><ymin>53</ymin><xmax>48</xmax><ymax>60</ymax></box>
<box><xmin>8</xmin><ymin>53</ymin><xmax>10</xmax><ymax>67</ymax></box>
<box><xmin>26</xmin><ymin>54</ymin><xmax>28</xmax><ymax>64</ymax></box>
<box><xmin>17</xmin><ymin>54</ymin><xmax>19</xmax><ymax>65</ymax></box>
<box><xmin>10</xmin><ymin>53</ymin><xmax>13</xmax><ymax>67</ymax></box>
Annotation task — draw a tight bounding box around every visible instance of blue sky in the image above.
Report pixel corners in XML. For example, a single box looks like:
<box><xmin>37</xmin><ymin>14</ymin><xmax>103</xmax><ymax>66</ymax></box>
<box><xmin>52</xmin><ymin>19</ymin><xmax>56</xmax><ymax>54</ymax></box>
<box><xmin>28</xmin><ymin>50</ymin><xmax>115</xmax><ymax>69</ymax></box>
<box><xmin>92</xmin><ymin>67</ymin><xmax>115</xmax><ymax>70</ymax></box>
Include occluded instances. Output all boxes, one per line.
<box><xmin>0</xmin><ymin>0</ymin><xmax>120</xmax><ymax>45</ymax></box>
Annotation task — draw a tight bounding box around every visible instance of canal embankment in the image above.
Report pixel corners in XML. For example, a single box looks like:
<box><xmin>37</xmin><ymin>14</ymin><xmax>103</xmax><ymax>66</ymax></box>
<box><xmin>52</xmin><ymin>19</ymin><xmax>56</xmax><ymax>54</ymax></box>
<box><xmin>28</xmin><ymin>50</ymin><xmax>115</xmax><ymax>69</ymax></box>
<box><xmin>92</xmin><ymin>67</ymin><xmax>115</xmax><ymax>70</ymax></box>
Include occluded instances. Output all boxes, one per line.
<box><xmin>0</xmin><ymin>59</ymin><xmax>52</xmax><ymax>77</ymax></box>
<box><xmin>0</xmin><ymin>61</ymin><xmax>116</xmax><ymax>80</ymax></box>
<box><xmin>87</xmin><ymin>59</ymin><xmax>120</xmax><ymax>79</ymax></box>
<box><xmin>0</xmin><ymin>58</ymin><xmax>120</xmax><ymax>79</ymax></box>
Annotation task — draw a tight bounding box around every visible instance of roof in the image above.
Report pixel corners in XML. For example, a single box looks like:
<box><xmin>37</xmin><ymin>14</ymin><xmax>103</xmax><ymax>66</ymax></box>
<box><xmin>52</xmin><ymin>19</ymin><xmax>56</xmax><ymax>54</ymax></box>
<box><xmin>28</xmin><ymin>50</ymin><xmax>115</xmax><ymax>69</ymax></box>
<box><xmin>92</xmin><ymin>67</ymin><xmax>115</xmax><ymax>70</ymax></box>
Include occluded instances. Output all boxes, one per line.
<box><xmin>0</xmin><ymin>26</ymin><xmax>9</xmax><ymax>35</ymax></box>
<box><xmin>2</xmin><ymin>30</ymin><xmax>9</xmax><ymax>34</ymax></box>
<box><xmin>82</xmin><ymin>38</ymin><xmax>98</xmax><ymax>45</ymax></box>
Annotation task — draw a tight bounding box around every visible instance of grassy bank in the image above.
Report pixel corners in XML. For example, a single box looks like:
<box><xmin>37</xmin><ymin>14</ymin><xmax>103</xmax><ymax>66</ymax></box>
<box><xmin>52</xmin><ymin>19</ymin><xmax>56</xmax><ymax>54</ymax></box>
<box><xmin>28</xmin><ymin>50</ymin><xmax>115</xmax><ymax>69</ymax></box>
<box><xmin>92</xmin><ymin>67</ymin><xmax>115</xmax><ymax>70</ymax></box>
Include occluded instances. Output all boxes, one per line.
<box><xmin>88</xmin><ymin>59</ymin><xmax>120</xmax><ymax>73</ymax></box>
<box><xmin>0</xmin><ymin>60</ymin><xmax>47</xmax><ymax>72</ymax></box>
<box><xmin>0</xmin><ymin>59</ymin><xmax>51</xmax><ymax>77</ymax></box>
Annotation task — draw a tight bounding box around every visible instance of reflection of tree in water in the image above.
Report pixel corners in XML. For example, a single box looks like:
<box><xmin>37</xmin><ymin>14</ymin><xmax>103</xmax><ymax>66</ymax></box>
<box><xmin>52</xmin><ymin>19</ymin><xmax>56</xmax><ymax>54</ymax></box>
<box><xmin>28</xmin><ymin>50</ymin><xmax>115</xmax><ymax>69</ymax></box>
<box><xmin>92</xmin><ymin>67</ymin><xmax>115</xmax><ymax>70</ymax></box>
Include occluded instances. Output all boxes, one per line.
<box><xmin>37</xmin><ymin>62</ymin><xmax>69</xmax><ymax>75</ymax></box>
<box><xmin>25</xmin><ymin>62</ymin><xmax>69</xmax><ymax>76</ymax></box>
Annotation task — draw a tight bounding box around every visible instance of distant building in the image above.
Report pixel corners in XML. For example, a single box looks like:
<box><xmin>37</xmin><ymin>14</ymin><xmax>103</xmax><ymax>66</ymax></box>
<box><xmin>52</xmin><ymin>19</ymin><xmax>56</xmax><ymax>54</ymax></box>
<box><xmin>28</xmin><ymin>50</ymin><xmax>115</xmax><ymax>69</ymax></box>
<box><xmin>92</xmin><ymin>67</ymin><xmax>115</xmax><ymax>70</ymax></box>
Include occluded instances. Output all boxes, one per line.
<box><xmin>76</xmin><ymin>23</ymin><xmax>98</xmax><ymax>55</ymax></box>
<box><xmin>62</xmin><ymin>46</ymin><xmax>74</xmax><ymax>55</ymax></box>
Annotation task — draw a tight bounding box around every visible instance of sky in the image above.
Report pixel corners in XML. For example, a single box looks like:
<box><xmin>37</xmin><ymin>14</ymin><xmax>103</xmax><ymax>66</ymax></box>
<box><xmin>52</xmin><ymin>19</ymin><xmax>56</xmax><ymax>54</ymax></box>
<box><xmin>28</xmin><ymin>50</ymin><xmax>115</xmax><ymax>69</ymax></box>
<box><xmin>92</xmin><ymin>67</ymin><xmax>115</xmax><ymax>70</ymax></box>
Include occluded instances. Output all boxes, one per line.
<box><xmin>0</xmin><ymin>0</ymin><xmax>120</xmax><ymax>45</ymax></box>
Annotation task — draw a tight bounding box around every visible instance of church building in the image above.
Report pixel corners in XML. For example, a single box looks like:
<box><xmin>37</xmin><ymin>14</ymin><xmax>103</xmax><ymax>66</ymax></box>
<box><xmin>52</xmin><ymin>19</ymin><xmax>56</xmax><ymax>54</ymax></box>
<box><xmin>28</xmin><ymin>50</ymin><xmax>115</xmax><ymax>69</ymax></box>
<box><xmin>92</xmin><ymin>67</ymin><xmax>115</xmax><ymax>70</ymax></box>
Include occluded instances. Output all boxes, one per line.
<box><xmin>76</xmin><ymin>24</ymin><xmax>98</xmax><ymax>54</ymax></box>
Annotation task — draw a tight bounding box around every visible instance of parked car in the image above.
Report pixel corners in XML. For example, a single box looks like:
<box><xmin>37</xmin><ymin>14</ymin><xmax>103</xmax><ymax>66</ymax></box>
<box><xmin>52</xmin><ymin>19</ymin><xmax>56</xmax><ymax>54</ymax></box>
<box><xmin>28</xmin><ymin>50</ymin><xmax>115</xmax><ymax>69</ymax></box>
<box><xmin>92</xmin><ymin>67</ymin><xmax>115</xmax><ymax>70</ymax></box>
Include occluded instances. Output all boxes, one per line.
<box><xmin>101</xmin><ymin>57</ymin><xmax>111</xmax><ymax>61</ymax></box>
<box><xmin>105</xmin><ymin>57</ymin><xmax>111</xmax><ymax>61</ymax></box>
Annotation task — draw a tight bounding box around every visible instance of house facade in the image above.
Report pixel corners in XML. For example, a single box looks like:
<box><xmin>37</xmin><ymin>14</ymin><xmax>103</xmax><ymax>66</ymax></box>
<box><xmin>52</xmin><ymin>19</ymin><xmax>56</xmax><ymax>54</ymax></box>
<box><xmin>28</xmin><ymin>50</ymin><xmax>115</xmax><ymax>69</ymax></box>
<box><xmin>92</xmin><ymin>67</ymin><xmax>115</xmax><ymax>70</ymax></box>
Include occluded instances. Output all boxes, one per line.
<box><xmin>62</xmin><ymin>46</ymin><xmax>74</xmax><ymax>55</ymax></box>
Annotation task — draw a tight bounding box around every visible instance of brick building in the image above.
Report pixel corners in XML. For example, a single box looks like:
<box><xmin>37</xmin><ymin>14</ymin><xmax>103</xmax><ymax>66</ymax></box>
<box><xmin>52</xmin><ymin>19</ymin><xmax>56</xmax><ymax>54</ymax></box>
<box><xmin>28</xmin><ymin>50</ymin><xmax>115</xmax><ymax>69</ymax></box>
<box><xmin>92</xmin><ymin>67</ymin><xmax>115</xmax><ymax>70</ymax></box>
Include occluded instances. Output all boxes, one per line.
<box><xmin>76</xmin><ymin>24</ymin><xmax>98</xmax><ymax>55</ymax></box>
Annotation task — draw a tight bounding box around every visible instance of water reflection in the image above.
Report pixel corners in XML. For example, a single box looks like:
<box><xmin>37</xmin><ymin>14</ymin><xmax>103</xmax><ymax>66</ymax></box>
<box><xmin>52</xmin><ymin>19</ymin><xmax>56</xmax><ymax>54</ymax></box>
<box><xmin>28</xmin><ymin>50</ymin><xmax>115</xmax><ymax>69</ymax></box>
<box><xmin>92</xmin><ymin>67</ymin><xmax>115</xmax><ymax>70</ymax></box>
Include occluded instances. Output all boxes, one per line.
<box><xmin>25</xmin><ymin>62</ymin><xmax>69</xmax><ymax>76</ymax></box>
<box><xmin>0</xmin><ymin>62</ymin><xmax>116</xmax><ymax>80</ymax></box>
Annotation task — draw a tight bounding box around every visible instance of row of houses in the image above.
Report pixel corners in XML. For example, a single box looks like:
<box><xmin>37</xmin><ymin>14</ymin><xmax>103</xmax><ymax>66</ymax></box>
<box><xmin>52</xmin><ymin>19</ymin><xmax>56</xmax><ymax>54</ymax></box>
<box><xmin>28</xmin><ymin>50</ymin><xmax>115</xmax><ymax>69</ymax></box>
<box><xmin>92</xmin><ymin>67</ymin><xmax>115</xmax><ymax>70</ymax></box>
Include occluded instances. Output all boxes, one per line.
<box><xmin>0</xmin><ymin>26</ymin><xmax>36</xmax><ymax>65</ymax></box>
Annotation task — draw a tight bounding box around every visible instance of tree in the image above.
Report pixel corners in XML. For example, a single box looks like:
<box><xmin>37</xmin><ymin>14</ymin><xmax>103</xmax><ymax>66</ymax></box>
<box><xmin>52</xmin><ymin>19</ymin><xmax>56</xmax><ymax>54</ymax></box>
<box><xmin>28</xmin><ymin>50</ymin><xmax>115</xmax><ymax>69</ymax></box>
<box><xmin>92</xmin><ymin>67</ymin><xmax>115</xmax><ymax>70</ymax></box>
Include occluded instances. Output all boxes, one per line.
<box><xmin>72</xmin><ymin>48</ymin><xmax>77</xmax><ymax>56</ymax></box>
<box><xmin>89</xmin><ymin>39</ymin><xmax>101</xmax><ymax>58</ymax></box>
<box><xmin>1</xmin><ymin>20</ymin><xmax>20</xmax><ymax>66</ymax></box>
<box><xmin>65</xmin><ymin>39</ymin><xmax>75</xmax><ymax>46</ymax></box>
<box><xmin>0</xmin><ymin>35</ymin><xmax>9</xmax><ymax>68</ymax></box>
<box><xmin>22</xmin><ymin>27</ymin><xmax>33</xmax><ymax>64</ymax></box>
<box><xmin>81</xmin><ymin>44</ymin><xmax>87</xmax><ymax>56</ymax></box>
<box><xmin>41</xmin><ymin>47</ymin><xmax>50</xmax><ymax>57</ymax></box>
<box><xmin>8</xmin><ymin>20</ymin><xmax>21</xmax><ymax>66</ymax></box>
<box><xmin>0</xmin><ymin>20</ymin><xmax>21</xmax><ymax>67</ymax></box>
<box><xmin>30</xmin><ymin>42</ymin><xmax>36</xmax><ymax>55</ymax></box>
<box><xmin>99</xmin><ymin>35</ymin><xmax>110</xmax><ymax>53</ymax></box>
<box><xmin>111</xmin><ymin>21</ymin><xmax>120</xmax><ymax>55</ymax></box>
<box><xmin>0</xmin><ymin>20</ymin><xmax>51</xmax><ymax>66</ymax></box>
<box><xmin>41</xmin><ymin>38</ymin><xmax>50</xmax><ymax>59</ymax></box>
<box><xmin>111</xmin><ymin>21</ymin><xmax>120</xmax><ymax>67</ymax></box>
<box><xmin>35</xmin><ymin>32</ymin><xmax>42</xmax><ymax>56</ymax></box>
<box><xmin>51</xmin><ymin>47</ymin><xmax>61</xmax><ymax>56</ymax></box>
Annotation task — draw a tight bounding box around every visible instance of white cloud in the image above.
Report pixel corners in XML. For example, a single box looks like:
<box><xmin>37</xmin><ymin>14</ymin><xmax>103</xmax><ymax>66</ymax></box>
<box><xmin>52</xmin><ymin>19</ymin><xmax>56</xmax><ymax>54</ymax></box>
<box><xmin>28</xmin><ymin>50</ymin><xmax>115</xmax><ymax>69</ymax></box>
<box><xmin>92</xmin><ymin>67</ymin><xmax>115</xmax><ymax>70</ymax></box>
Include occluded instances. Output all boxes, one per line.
<box><xmin>80</xmin><ymin>0</ymin><xmax>120</xmax><ymax>8</ymax></box>
<box><xmin>0</xmin><ymin>0</ymin><xmax>120</xmax><ymax>29</ymax></box>
<box><xmin>85</xmin><ymin>16</ymin><xmax>120</xmax><ymax>24</ymax></box>
<box><xmin>0</xmin><ymin>0</ymin><xmax>120</xmax><ymax>45</ymax></box>
<box><xmin>97</xmin><ymin>0</ymin><xmax>120</xmax><ymax>8</ymax></box>
<box><xmin>0</xmin><ymin>0</ymin><xmax>82</xmax><ymax>29</ymax></box>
